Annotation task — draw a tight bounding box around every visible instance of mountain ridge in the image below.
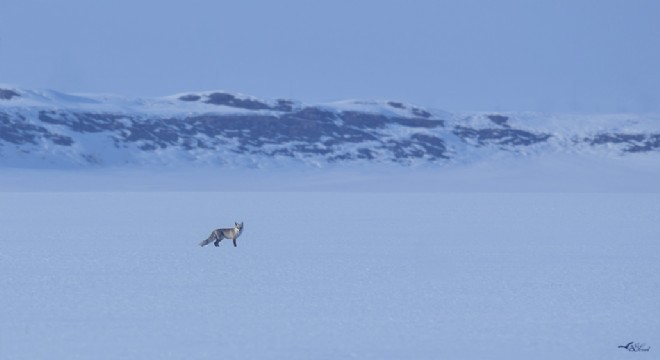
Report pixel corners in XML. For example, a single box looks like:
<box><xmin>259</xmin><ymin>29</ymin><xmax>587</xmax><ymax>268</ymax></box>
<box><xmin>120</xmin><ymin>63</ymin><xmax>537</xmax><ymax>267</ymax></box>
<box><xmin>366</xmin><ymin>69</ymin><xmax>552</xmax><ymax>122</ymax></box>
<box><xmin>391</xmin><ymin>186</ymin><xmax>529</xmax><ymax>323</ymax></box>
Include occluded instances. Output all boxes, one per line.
<box><xmin>1</xmin><ymin>86</ymin><xmax>659</xmax><ymax>168</ymax></box>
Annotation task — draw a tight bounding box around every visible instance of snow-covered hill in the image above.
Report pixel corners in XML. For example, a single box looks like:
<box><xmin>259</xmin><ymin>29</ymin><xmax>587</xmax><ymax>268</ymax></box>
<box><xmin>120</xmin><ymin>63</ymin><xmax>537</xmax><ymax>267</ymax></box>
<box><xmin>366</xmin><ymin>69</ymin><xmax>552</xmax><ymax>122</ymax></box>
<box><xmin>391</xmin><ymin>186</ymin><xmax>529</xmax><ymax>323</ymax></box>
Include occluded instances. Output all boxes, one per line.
<box><xmin>1</xmin><ymin>86</ymin><xmax>659</xmax><ymax>168</ymax></box>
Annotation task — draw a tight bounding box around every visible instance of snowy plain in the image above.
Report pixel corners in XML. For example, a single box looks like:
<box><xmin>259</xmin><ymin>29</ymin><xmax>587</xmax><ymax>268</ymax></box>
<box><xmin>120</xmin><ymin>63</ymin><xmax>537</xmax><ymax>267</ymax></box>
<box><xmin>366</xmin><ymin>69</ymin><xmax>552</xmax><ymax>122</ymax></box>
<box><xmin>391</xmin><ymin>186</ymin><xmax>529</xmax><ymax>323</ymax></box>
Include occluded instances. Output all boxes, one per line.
<box><xmin>1</xmin><ymin>157</ymin><xmax>659</xmax><ymax>359</ymax></box>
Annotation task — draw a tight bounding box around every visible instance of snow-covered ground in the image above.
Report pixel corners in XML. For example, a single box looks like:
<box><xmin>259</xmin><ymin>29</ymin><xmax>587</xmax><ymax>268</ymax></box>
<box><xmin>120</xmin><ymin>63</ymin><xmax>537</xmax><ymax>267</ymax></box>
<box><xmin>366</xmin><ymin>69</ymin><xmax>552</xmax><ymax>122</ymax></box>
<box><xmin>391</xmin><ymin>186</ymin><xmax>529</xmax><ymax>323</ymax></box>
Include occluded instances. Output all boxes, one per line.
<box><xmin>1</xmin><ymin>164</ymin><xmax>658</xmax><ymax>358</ymax></box>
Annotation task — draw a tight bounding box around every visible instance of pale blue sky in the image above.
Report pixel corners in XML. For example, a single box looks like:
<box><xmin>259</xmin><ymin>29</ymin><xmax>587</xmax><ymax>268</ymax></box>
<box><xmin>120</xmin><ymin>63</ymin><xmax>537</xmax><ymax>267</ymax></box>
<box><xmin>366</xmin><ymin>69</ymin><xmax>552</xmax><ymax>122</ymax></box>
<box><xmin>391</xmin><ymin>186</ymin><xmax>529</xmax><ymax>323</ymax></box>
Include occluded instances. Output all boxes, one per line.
<box><xmin>1</xmin><ymin>0</ymin><xmax>659</xmax><ymax>112</ymax></box>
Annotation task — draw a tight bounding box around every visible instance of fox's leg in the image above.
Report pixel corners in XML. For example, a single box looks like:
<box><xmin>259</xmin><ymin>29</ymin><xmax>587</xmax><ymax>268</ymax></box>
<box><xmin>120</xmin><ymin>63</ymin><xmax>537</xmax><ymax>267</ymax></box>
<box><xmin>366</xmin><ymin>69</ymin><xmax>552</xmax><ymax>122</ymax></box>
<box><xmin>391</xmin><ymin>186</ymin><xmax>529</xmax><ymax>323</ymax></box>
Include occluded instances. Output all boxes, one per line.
<box><xmin>233</xmin><ymin>238</ymin><xmax>237</xmax><ymax>247</ymax></box>
<box><xmin>214</xmin><ymin>232</ymin><xmax>223</xmax><ymax>247</ymax></box>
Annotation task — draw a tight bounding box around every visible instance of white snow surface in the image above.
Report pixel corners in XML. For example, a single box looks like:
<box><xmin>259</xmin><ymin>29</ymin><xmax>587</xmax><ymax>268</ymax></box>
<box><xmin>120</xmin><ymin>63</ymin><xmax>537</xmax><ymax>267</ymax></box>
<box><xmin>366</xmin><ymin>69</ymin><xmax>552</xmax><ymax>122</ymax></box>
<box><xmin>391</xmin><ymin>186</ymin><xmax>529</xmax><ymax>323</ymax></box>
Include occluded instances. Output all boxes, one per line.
<box><xmin>1</xmin><ymin>190</ymin><xmax>658</xmax><ymax>359</ymax></box>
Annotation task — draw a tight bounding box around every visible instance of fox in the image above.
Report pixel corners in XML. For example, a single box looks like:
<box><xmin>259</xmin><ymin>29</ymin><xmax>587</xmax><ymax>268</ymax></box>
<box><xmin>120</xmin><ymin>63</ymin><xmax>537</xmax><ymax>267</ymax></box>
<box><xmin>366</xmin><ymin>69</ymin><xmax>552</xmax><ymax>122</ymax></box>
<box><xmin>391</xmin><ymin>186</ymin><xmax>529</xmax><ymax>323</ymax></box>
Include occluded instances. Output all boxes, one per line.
<box><xmin>199</xmin><ymin>222</ymin><xmax>244</xmax><ymax>248</ymax></box>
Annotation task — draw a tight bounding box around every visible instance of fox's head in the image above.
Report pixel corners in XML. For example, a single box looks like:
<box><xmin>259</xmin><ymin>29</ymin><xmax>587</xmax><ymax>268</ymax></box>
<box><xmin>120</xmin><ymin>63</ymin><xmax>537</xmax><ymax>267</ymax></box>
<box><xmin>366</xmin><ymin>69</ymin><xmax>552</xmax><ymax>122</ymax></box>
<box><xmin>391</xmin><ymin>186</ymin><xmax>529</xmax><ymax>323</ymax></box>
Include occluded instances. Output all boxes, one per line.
<box><xmin>235</xmin><ymin>222</ymin><xmax>244</xmax><ymax>231</ymax></box>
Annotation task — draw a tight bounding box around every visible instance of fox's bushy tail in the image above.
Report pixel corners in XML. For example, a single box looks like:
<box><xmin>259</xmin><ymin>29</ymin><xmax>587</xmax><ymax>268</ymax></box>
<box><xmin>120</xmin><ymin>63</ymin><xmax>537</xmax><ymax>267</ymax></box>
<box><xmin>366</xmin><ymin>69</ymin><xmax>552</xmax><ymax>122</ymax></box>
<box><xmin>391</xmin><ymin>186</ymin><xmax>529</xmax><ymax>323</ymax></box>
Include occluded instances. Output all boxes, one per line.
<box><xmin>199</xmin><ymin>236</ymin><xmax>214</xmax><ymax>247</ymax></box>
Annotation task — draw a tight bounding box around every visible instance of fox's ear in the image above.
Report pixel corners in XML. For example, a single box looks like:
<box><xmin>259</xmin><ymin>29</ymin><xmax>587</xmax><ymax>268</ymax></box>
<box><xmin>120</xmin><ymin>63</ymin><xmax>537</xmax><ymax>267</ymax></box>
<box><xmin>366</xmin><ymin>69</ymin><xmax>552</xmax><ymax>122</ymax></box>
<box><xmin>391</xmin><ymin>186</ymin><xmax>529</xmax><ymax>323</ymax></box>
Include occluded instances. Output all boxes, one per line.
<box><xmin>235</xmin><ymin>222</ymin><xmax>238</xmax><ymax>226</ymax></box>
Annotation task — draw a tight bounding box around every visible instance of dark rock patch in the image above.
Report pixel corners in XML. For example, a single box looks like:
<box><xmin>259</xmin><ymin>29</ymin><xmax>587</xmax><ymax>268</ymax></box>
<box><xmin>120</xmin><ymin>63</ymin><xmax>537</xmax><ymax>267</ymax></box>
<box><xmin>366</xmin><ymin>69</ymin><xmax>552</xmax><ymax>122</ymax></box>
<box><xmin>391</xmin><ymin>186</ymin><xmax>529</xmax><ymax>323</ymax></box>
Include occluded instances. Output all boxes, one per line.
<box><xmin>341</xmin><ymin>112</ymin><xmax>390</xmax><ymax>128</ymax></box>
<box><xmin>488</xmin><ymin>115</ymin><xmax>510</xmax><ymax>128</ymax></box>
<box><xmin>47</xmin><ymin>134</ymin><xmax>74</xmax><ymax>146</ymax></box>
<box><xmin>0</xmin><ymin>112</ymin><xmax>72</xmax><ymax>146</ymax></box>
<box><xmin>357</xmin><ymin>148</ymin><xmax>376</xmax><ymax>159</ymax></box>
<box><xmin>205</xmin><ymin>92</ymin><xmax>271</xmax><ymax>110</ymax></box>
<box><xmin>0</xmin><ymin>89</ymin><xmax>20</xmax><ymax>100</ymax></box>
<box><xmin>380</xmin><ymin>139</ymin><xmax>425</xmax><ymax>159</ymax></box>
<box><xmin>410</xmin><ymin>134</ymin><xmax>449</xmax><ymax>159</ymax></box>
<box><xmin>589</xmin><ymin>133</ymin><xmax>660</xmax><ymax>153</ymax></box>
<box><xmin>290</xmin><ymin>107</ymin><xmax>337</xmax><ymax>124</ymax></box>
<box><xmin>179</xmin><ymin>94</ymin><xmax>201</xmax><ymax>102</ymax></box>
<box><xmin>39</xmin><ymin>111</ymin><xmax>129</xmax><ymax>133</ymax></box>
<box><xmin>0</xmin><ymin>113</ymin><xmax>39</xmax><ymax>144</ymax></box>
<box><xmin>388</xmin><ymin>101</ymin><xmax>406</xmax><ymax>109</ymax></box>
<box><xmin>393</xmin><ymin>117</ymin><xmax>444</xmax><ymax>128</ymax></box>
<box><xmin>412</xmin><ymin>108</ymin><xmax>432</xmax><ymax>118</ymax></box>
<box><xmin>454</xmin><ymin>126</ymin><xmax>551</xmax><ymax>146</ymax></box>
<box><xmin>274</xmin><ymin>99</ymin><xmax>295</xmax><ymax>112</ymax></box>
